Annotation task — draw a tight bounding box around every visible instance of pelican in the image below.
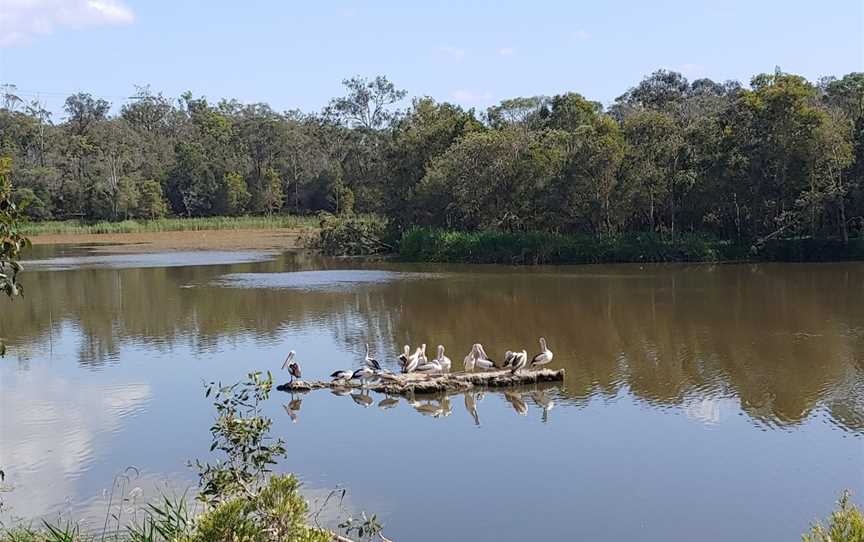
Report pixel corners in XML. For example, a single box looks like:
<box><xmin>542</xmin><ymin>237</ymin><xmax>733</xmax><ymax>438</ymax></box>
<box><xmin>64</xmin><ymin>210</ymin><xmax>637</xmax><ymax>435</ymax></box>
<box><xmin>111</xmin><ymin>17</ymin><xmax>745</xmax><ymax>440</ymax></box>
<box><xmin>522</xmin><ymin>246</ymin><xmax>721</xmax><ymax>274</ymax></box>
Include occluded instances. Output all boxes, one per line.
<box><xmin>364</xmin><ymin>343</ymin><xmax>381</xmax><ymax>371</ymax></box>
<box><xmin>434</xmin><ymin>345</ymin><xmax>452</xmax><ymax>372</ymax></box>
<box><xmin>510</xmin><ymin>350</ymin><xmax>528</xmax><ymax>374</ymax></box>
<box><xmin>352</xmin><ymin>366</ymin><xmax>375</xmax><ymax>387</ymax></box>
<box><xmin>404</xmin><ymin>346</ymin><xmax>421</xmax><ymax>373</ymax></box>
<box><xmin>282</xmin><ymin>351</ymin><xmax>301</xmax><ymax>383</ymax></box>
<box><xmin>418</xmin><ymin>343</ymin><xmax>428</xmax><ymax>367</ymax></box>
<box><xmin>530</xmin><ymin>337</ymin><xmax>554</xmax><ymax>368</ymax></box>
<box><xmin>463</xmin><ymin>345</ymin><xmax>477</xmax><ymax>372</ymax></box>
<box><xmin>474</xmin><ymin>344</ymin><xmax>495</xmax><ymax>371</ymax></box>
<box><xmin>330</xmin><ymin>369</ymin><xmax>352</xmax><ymax>381</ymax></box>
<box><xmin>502</xmin><ymin>350</ymin><xmax>516</xmax><ymax>369</ymax></box>
<box><xmin>398</xmin><ymin>345</ymin><xmax>410</xmax><ymax>370</ymax></box>
<box><xmin>416</xmin><ymin>359</ymin><xmax>442</xmax><ymax>373</ymax></box>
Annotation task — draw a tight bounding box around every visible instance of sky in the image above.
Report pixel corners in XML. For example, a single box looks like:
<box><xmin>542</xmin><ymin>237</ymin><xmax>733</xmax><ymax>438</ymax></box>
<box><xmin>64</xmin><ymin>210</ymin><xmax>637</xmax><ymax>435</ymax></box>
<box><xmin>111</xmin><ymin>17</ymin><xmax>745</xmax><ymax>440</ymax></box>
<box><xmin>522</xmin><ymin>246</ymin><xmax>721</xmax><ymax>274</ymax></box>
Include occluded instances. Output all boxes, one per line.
<box><xmin>0</xmin><ymin>0</ymin><xmax>862</xmax><ymax>120</ymax></box>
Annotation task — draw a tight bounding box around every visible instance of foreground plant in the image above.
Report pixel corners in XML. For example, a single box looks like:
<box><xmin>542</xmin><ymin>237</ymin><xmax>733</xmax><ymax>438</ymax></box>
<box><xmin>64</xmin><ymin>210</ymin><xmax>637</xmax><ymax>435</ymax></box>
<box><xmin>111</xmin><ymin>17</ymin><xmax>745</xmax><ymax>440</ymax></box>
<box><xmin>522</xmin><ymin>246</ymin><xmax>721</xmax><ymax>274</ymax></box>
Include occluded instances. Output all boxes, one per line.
<box><xmin>803</xmin><ymin>490</ymin><xmax>864</xmax><ymax>542</ymax></box>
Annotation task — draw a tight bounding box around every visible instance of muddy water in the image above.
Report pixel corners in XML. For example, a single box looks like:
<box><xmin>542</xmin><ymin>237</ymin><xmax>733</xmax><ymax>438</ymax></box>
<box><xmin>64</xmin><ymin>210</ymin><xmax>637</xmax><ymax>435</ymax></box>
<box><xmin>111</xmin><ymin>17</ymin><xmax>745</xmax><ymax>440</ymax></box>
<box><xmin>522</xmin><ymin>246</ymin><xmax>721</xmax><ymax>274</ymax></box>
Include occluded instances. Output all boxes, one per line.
<box><xmin>1</xmin><ymin>247</ymin><xmax>862</xmax><ymax>541</ymax></box>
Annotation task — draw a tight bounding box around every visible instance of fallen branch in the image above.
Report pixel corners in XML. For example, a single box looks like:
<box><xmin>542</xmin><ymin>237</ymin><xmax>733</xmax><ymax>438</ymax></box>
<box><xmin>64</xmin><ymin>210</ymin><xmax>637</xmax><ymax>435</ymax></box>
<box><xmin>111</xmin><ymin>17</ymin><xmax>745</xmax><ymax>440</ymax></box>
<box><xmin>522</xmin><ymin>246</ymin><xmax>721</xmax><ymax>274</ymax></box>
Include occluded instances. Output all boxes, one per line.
<box><xmin>277</xmin><ymin>368</ymin><xmax>565</xmax><ymax>396</ymax></box>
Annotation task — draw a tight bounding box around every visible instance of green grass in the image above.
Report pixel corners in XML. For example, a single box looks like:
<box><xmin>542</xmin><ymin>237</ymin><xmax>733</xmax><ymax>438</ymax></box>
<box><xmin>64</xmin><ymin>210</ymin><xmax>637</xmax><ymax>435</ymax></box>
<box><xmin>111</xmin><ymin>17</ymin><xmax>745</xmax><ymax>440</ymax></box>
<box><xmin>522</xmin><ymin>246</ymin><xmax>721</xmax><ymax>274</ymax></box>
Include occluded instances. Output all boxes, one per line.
<box><xmin>21</xmin><ymin>215</ymin><xmax>319</xmax><ymax>236</ymax></box>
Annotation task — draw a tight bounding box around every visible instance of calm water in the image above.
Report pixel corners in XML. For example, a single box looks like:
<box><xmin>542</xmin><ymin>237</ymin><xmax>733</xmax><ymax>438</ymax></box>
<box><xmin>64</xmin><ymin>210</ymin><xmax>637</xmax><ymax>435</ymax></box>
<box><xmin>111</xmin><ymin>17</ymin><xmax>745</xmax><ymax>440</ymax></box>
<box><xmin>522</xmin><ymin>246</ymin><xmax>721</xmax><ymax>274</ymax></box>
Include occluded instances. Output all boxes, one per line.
<box><xmin>1</xmin><ymin>246</ymin><xmax>862</xmax><ymax>541</ymax></box>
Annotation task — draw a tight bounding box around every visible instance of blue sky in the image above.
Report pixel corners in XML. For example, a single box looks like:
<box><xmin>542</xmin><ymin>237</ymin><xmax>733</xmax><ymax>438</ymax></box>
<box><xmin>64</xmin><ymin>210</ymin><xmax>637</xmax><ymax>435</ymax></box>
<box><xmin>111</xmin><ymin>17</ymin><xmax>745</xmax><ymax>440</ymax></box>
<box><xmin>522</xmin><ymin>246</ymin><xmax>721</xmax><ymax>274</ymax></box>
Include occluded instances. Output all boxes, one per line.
<box><xmin>0</xmin><ymin>0</ymin><xmax>862</xmax><ymax>119</ymax></box>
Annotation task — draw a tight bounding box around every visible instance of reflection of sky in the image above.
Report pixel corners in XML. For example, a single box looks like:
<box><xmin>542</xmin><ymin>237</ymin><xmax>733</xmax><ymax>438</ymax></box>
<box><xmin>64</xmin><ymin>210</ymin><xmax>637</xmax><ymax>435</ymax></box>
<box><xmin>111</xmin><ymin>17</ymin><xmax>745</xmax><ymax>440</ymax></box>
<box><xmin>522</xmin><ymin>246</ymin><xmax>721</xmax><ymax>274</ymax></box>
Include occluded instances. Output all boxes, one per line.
<box><xmin>1</xmin><ymin>255</ymin><xmax>863</xmax><ymax>542</ymax></box>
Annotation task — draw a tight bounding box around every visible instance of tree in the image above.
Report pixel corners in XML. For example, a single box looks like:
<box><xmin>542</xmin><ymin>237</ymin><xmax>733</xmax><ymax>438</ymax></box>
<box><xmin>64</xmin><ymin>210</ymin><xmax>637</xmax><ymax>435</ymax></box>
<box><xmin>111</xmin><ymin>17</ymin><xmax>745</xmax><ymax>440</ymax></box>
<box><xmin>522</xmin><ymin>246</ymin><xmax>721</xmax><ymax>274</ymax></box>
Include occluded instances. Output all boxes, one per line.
<box><xmin>325</xmin><ymin>75</ymin><xmax>407</xmax><ymax>130</ymax></box>
<box><xmin>137</xmin><ymin>179</ymin><xmax>168</xmax><ymax>219</ymax></box>
<box><xmin>0</xmin><ymin>156</ymin><xmax>31</xmax><ymax>355</ymax></box>
<box><xmin>259</xmin><ymin>168</ymin><xmax>284</xmax><ymax>215</ymax></box>
<box><xmin>220</xmin><ymin>171</ymin><xmax>251</xmax><ymax>215</ymax></box>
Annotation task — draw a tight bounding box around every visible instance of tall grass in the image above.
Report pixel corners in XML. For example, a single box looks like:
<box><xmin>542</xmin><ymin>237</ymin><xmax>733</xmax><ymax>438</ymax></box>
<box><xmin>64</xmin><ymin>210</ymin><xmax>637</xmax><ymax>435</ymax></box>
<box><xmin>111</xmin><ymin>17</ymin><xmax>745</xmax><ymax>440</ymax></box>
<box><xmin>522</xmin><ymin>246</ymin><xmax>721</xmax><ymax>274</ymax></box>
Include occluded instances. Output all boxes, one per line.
<box><xmin>399</xmin><ymin>227</ymin><xmax>727</xmax><ymax>264</ymax></box>
<box><xmin>21</xmin><ymin>216</ymin><xmax>318</xmax><ymax>236</ymax></box>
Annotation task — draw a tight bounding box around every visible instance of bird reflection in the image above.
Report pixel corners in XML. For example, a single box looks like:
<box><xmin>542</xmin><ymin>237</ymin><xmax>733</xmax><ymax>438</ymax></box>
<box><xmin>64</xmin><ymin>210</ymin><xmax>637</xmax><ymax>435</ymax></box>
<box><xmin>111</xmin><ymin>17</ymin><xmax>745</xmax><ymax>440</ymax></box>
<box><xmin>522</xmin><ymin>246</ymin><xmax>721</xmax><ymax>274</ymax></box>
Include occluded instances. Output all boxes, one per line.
<box><xmin>464</xmin><ymin>391</ymin><xmax>480</xmax><ymax>426</ymax></box>
<box><xmin>331</xmin><ymin>385</ymin><xmax>353</xmax><ymax>397</ymax></box>
<box><xmin>351</xmin><ymin>391</ymin><xmax>374</xmax><ymax>408</ymax></box>
<box><xmin>378</xmin><ymin>396</ymin><xmax>399</xmax><ymax>410</ymax></box>
<box><xmin>531</xmin><ymin>390</ymin><xmax>555</xmax><ymax>423</ymax></box>
<box><xmin>282</xmin><ymin>395</ymin><xmax>302</xmax><ymax>424</ymax></box>
<box><xmin>504</xmin><ymin>391</ymin><xmax>528</xmax><ymax>416</ymax></box>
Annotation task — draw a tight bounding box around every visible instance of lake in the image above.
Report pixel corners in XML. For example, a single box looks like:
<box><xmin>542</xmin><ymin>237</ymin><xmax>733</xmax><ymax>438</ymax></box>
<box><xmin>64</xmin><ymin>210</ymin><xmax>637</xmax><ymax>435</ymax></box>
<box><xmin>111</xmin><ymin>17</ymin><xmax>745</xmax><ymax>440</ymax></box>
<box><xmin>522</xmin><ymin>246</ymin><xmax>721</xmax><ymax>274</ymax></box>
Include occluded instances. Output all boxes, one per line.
<box><xmin>1</xmin><ymin>246</ymin><xmax>862</xmax><ymax>541</ymax></box>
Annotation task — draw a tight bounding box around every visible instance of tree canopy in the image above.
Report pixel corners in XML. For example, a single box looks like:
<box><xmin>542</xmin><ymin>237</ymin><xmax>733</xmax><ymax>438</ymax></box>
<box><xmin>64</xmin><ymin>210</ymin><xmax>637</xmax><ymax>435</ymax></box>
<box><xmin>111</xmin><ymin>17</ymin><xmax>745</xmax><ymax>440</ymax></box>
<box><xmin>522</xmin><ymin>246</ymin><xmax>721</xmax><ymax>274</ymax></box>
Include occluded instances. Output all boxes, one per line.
<box><xmin>1</xmin><ymin>70</ymin><xmax>861</xmax><ymax>244</ymax></box>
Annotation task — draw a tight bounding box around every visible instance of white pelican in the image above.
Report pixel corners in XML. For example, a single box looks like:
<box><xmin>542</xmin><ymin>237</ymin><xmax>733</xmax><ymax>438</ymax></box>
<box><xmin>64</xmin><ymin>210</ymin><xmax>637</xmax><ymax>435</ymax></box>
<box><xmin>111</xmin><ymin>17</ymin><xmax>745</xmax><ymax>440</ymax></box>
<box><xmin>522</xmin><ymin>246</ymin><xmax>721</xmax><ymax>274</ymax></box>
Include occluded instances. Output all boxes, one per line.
<box><xmin>416</xmin><ymin>359</ymin><xmax>442</xmax><ymax>373</ymax></box>
<box><xmin>398</xmin><ymin>344</ymin><xmax>410</xmax><ymax>370</ymax></box>
<box><xmin>330</xmin><ymin>369</ymin><xmax>352</xmax><ymax>381</ymax></box>
<box><xmin>418</xmin><ymin>343</ymin><xmax>428</xmax><ymax>366</ymax></box>
<box><xmin>463</xmin><ymin>345</ymin><xmax>477</xmax><ymax>371</ymax></box>
<box><xmin>530</xmin><ymin>337</ymin><xmax>554</xmax><ymax>368</ymax></box>
<box><xmin>502</xmin><ymin>350</ymin><xmax>516</xmax><ymax>369</ymax></box>
<box><xmin>364</xmin><ymin>343</ymin><xmax>381</xmax><ymax>371</ymax></box>
<box><xmin>352</xmin><ymin>366</ymin><xmax>375</xmax><ymax>387</ymax></box>
<box><xmin>404</xmin><ymin>346</ymin><xmax>422</xmax><ymax>373</ymax></box>
<box><xmin>474</xmin><ymin>344</ymin><xmax>495</xmax><ymax>371</ymax></box>
<box><xmin>510</xmin><ymin>350</ymin><xmax>528</xmax><ymax>374</ymax></box>
<box><xmin>282</xmin><ymin>351</ymin><xmax>301</xmax><ymax>383</ymax></box>
<box><xmin>434</xmin><ymin>345</ymin><xmax>452</xmax><ymax>372</ymax></box>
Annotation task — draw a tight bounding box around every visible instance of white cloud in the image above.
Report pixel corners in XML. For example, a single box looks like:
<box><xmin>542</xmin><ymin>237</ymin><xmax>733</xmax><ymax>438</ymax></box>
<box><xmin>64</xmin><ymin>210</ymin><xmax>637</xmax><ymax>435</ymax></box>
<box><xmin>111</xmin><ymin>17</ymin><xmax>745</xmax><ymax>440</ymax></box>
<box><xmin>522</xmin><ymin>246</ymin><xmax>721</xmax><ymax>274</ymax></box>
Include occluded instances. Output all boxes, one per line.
<box><xmin>498</xmin><ymin>47</ymin><xmax>516</xmax><ymax>57</ymax></box>
<box><xmin>439</xmin><ymin>45</ymin><xmax>466</xmax><ymax>60</ymax></box>
<box><xmin>450</xmin><ymin>89</ymin><xmax>494</xmax><ymax>104</ymax></box>
<box><xmin>0</xmin><ymin>0</ymin><xmax>135</xmax><ymax>47</ymax></box>
<box><xmin>571</xmin><ymin>29</ymin><xmax>591</xmax><ymax>41</ymax></box>
<box><xmin>0</xmin><ymin>364</ymin><xmax>151</xmax><ymax>519</ymax></box>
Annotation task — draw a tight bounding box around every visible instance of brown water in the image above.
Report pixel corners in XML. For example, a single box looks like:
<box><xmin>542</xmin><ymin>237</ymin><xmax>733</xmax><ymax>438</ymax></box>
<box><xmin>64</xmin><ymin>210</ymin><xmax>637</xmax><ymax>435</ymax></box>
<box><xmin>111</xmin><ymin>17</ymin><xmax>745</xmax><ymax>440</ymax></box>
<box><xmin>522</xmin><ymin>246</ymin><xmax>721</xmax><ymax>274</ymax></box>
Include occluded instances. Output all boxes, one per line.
<box><xmin>1</xmin><ymin>246</ymin><xmax>862</xmax><ymax>541</ymax></box>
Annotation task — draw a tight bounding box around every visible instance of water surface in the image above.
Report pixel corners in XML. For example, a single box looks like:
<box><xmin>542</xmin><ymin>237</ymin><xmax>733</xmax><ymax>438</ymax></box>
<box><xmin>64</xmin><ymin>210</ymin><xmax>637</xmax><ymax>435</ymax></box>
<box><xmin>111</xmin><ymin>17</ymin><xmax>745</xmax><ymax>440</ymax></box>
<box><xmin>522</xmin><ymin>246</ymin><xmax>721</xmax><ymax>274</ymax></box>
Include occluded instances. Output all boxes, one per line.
<box><xmin>1</xmin><ymin>247</ymin><xmax>862</xmax><ymax>540</ymax></box>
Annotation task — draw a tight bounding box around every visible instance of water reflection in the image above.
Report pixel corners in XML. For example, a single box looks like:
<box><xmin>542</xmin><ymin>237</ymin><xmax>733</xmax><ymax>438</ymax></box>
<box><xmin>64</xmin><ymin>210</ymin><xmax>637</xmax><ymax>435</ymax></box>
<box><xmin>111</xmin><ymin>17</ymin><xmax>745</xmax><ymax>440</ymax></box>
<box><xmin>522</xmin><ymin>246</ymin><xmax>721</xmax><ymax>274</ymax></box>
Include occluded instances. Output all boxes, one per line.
<box><xmin>283</xmin><ymin>384</ymin><xmax>567</xmax><ymax>426</ymax></box>
<box><xmin>2</xmin><ymin>248</ymin><xmax>863</xmax><ymax>541</ymax></box>
<box><xmin>5</xmin><ymin>253</ymin><xmax>860</xmax><ymax>431</ymax></box>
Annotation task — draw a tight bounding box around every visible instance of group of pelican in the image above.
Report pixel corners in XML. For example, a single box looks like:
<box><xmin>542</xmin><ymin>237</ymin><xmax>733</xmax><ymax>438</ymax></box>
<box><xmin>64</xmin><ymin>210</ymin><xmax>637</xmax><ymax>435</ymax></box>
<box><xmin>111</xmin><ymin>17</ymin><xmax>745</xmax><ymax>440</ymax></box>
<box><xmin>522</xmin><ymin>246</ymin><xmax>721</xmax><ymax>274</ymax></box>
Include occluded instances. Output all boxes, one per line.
<box><xmin>282</xmin><ymin>338</ymin><xmax>554</xmax><ymax>387</ymax></box>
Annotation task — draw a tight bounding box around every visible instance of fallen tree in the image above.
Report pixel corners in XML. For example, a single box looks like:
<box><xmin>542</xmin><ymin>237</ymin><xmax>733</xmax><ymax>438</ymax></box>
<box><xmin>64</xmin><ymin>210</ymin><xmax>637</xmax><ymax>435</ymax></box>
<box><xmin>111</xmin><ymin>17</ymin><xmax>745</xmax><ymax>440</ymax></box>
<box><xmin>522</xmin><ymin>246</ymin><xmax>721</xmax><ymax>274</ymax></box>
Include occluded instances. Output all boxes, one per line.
<box><xmin>277</xmin><ymin>368</ymin><xmax>565</xmax><ymax>395</ymax></box>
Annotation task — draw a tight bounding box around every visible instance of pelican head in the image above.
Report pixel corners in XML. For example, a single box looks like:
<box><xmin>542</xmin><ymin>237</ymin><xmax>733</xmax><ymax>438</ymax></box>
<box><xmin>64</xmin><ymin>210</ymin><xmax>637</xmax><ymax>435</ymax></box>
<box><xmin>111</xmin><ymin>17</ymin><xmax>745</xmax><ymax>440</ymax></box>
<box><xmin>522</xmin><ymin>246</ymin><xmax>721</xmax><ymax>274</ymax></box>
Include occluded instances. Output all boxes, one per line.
<box><xmin>539</xmin><ymin>337</ymin><xmax>547</xmax><ymax>350</ymax></box>
<box><xmin>437</xmin><ymin>344</ymin><xmax>445</xmax><ymax>358</ymax></box>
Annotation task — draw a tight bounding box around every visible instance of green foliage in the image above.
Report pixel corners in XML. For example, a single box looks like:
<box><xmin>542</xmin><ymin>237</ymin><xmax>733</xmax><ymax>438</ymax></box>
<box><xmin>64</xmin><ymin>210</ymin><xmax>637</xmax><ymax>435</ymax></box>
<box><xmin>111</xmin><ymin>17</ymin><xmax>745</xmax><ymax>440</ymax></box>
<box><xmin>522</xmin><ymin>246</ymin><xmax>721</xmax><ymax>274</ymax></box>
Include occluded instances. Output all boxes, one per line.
<box><xmin>803</xmin><ymin>491</ymin><xmax>864</xmax><ymax>542</ymax></box>
<box><xmin>1</xmin><ymin>69</ymin><xmax>862</xmax><ymax>257</ymax></box>
<box><xmin>400</xmin><ymin>227</ymin><xmax>724</xmax><ymax>264</ymax></box>
<box><xmin>137</xmin><ymin>180</ymin><xmax>168</xmax><ymax>220</ymax></box>
<box><xmin>315</xmin><ymin>212</ymin><xmax>388</xmax><ymax>256</ymax></box>
<box><xmin>196</xmin><ymin>371</ymin><xmax>285</xmax><ymax>504</ymax></box>
<box><xmin>219</xmin><ymin>172</ymin><xmax>250</xmax><ymax>216</ymax></box>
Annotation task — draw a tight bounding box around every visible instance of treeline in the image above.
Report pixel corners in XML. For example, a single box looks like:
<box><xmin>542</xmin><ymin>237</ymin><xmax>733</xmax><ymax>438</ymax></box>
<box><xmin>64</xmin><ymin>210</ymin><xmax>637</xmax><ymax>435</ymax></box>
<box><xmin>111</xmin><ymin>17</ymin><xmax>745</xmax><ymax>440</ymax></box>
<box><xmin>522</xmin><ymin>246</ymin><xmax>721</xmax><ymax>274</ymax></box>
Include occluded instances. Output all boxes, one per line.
<box><xmin>0</xmin><ymin>69</ymin><xmax>862</xmax><ymax>244</ymax></box>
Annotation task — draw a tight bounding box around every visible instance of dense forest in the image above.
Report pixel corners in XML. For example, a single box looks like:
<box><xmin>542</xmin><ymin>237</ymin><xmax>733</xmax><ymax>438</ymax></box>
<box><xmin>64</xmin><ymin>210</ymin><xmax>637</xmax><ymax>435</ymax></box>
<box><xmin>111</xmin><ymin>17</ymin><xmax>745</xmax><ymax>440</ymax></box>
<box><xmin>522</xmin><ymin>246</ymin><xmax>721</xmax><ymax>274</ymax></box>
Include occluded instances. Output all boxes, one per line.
<box><xmin>0</xmin><ymin>69</ymin><xmax>862</xmax><ymax>245</ymax></box>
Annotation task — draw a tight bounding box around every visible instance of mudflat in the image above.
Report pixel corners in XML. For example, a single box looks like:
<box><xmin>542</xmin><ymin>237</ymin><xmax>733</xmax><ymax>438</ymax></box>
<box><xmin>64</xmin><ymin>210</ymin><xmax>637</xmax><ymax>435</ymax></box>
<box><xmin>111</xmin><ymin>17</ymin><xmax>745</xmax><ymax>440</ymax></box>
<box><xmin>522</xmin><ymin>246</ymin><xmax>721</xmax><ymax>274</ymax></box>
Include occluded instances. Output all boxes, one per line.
<box><xmin>29</xmin><ymin>228</ymin><xmax>312</xmax><ymax>253</ymax></box>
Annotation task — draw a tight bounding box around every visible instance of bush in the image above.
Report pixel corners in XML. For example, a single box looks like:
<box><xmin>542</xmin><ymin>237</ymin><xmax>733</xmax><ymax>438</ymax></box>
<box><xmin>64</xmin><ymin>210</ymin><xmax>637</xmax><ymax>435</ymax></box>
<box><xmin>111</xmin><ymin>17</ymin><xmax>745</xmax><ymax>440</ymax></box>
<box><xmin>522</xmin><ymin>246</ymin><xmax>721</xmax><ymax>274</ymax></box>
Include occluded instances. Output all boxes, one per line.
<box><xmin>315</xmin><ymin>212</ymin><xmax>389</xmax><ymax>256</ymax></box>
<box><xmin>399</xmin><ymin>227</ymin><xmax>723</xmax><ymax>264</ymax></box>
<box><xmin>803</xmin><ymin>490</ymin><xmax>864</xmax><ymax>542</ymax></box>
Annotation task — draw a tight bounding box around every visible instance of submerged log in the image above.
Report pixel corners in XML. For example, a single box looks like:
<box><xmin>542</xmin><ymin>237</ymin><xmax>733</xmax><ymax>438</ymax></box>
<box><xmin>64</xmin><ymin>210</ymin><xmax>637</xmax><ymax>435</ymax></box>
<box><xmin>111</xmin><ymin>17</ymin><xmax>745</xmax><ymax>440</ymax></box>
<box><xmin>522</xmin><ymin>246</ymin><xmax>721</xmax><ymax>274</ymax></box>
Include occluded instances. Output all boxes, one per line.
<box><xmin>277</xmin><ymin>368</ymin><xmax>565</xmax><ymax>396</ymax></box>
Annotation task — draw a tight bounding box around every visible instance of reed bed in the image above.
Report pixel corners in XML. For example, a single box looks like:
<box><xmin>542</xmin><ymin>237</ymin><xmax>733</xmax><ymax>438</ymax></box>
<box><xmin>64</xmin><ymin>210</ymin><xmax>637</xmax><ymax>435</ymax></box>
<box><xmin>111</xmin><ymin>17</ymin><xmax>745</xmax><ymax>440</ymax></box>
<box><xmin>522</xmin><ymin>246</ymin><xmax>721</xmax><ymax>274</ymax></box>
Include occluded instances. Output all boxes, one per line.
<box><xmin>21</xmin><ymin>215</ymin><xmax>319</xmax><ymax>236</ymax></box>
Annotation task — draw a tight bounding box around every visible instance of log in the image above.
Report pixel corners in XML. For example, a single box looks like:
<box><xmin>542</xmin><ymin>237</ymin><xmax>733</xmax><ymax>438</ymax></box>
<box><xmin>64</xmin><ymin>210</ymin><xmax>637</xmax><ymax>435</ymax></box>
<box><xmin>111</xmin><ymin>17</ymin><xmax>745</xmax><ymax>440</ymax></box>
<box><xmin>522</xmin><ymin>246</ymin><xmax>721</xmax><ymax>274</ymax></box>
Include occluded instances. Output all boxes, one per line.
<box><xmin>277</xmin><ymin>368</ymin><xmax>565</xmax><ymax>396</ymax></box>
